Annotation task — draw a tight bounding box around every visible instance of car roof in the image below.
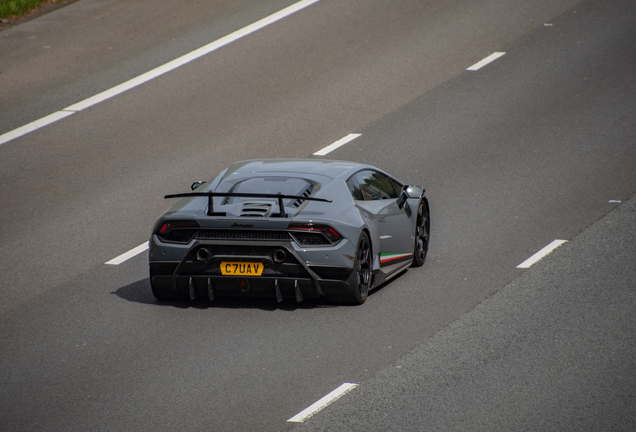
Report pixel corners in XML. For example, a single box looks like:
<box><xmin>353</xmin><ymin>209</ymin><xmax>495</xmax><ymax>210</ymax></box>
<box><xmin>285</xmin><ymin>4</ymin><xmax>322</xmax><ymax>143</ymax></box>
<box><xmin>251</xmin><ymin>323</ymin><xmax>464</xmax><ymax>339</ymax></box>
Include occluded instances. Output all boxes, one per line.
<box><xmin>221</xmin><ymin>159</ymin><xmax>368</xmax><ymax>181</ymax></box>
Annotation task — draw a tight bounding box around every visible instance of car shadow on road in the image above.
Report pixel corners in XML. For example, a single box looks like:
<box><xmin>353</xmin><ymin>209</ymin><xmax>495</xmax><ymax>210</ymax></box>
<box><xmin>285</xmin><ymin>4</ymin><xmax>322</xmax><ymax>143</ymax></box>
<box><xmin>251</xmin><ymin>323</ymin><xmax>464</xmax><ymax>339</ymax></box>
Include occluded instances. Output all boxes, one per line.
<box><xmin>112</xmin><ymin>278</ymin><xmax>334</xmax><ymax>311</ymax></box>
<box><xmin>113</xmin><ymin>271</ymin><xmax>403</xmax><ymax>311</ymax></box>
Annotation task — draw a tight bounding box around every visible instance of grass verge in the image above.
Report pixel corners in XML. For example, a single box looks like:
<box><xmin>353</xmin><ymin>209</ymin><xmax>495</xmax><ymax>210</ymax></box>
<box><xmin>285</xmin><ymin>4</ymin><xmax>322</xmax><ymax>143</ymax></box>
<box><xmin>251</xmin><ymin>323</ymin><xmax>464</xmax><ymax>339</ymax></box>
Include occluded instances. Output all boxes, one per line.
<box><xmin>0</xmin><ymin>0</ymin><xmax>58</xmax><ymax>19</ymax></box>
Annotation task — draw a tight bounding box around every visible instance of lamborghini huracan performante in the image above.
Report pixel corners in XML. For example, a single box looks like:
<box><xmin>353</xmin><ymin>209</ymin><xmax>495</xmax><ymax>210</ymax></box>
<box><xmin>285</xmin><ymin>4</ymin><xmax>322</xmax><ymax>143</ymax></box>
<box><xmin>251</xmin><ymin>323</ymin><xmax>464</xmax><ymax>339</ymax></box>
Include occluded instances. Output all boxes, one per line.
<box><xmin>149</xmin><ymin>159</ymin><xmax>430</xmax><ymax>305</ymax></box>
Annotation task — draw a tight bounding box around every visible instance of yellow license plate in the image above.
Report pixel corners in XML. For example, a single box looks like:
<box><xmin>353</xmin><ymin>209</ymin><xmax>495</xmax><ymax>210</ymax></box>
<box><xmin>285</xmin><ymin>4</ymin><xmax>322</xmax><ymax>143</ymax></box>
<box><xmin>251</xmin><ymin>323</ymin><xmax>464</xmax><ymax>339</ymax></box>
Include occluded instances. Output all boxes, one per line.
<box><xmin>220</xmin><ymin>261</ymin><xmax>264</xmax><ymax>276</ymax></box>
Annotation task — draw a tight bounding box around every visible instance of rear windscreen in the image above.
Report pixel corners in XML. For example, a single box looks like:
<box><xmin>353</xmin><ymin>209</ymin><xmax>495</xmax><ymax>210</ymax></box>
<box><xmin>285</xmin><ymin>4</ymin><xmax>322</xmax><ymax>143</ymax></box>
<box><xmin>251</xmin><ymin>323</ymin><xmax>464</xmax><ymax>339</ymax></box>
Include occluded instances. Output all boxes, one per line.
<box><xmin>222</xmin><ymin>177</ymin><xmax>313</xmax><ymax>205</ymax></box>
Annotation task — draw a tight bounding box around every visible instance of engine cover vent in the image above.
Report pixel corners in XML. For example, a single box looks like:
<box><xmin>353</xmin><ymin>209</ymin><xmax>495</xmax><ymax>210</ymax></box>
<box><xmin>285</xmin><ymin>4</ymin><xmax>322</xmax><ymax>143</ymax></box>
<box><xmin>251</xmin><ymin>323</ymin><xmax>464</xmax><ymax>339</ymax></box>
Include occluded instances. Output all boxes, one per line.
<box><xmin>240</xmin><ymin>202</ymin><xmax>272</xmax><ymax>217</ymax></box>
<box><xmin>293</xmin><ymin>184</ymin><xmax>314</xmax><ymax>207</ymax></box>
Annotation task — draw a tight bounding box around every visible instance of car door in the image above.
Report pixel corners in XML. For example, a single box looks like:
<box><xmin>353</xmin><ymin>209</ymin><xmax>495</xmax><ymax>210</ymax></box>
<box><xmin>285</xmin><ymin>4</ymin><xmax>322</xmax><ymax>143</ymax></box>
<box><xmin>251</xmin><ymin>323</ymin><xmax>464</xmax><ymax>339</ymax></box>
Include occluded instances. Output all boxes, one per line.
<box><xmin>347</xmin><ymin>170</ymin><xmax>413</xmax><ymax>275</ymax></box>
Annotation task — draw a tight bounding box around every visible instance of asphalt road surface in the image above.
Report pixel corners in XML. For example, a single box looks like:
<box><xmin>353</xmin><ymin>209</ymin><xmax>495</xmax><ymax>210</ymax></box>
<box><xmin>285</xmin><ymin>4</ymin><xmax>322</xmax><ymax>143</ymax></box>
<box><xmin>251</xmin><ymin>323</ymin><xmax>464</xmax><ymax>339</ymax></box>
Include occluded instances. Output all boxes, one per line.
<box><xmin>291</xmin><ymin>190</ymin><xmax>636</xmax><ymax>431</ymax></box>
<box><xmin>1</xmin><ymin>0</ymin><xmax>635</xmax><ymax>430</ymax></box>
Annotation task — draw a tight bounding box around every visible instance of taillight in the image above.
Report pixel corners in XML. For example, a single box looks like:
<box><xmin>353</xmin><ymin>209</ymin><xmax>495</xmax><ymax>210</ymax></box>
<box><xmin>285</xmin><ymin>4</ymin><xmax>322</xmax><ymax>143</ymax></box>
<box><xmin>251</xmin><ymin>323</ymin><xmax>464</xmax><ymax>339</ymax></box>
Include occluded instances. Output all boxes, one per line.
<box><xmin>155</xmin><ymin>220</ymin><xmax>200</xmax><ymax>243</ymax></box>
<box><xmin>288</xmin><ymin>222</ymin><xmax>342</xmax><ymax>242</ymax></box>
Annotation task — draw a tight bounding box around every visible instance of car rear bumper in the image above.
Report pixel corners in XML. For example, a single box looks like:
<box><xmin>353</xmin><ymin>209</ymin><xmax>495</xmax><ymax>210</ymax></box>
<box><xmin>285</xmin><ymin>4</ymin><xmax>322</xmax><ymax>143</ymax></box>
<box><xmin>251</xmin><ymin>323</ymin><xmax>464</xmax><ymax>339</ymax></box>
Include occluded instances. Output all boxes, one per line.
<box><xmin>150</xmin><ymin>273</ymin><xmax>351</xmax><ymax>301</ymax></box>
<box><xmin>149</xmin><ymin>239</ymin><xmax>355</xmax><ymax>301</ymax></box>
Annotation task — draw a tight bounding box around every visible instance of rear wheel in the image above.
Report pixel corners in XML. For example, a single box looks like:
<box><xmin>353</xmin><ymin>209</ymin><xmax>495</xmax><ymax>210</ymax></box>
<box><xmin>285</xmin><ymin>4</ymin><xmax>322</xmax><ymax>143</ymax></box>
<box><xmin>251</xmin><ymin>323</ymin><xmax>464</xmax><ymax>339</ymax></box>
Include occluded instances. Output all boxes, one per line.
<box><xmin>341</xmin><ymin>232</ymin><xmax>372</xmax><ymax>305</ymax></box>
<box><xmin>411</xmin><ymin>200</ymin><xmax>430</xmax><ymax>267</ymax></box>
<box><xmin>150</xmin><ymin>272</ymin><xmax>187</xmax><ymax>301</ymax></box>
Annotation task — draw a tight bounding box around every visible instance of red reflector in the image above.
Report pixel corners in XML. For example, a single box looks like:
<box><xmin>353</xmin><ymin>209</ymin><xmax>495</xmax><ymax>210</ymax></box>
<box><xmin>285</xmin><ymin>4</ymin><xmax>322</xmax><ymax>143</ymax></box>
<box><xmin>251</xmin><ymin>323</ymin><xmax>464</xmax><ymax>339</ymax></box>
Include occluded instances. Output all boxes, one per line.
<box><xmin>159</xmin><ymin>223</ymin><xmax>169</xmax><ymax>234</ymax></box>
<box><xmin>328</xmin><ymin>227</ymin><xmax>341</xmax><ymax>238</ymax></box>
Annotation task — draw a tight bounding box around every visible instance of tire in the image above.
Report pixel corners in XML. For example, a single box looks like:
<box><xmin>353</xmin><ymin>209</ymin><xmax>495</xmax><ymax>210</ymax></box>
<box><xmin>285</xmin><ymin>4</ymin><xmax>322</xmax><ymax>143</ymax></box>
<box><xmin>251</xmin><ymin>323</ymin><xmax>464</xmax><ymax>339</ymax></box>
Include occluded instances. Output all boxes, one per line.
<box><xmin>150</xmin><ymin>272</ymin><xmax>187</xmax><ymax>301</ymax></box>
<box><xmin>411</xmin><ymin>200</ymin><xmax>430</xmax><ymax>267</ymax></box>
<box><xmin>339</xmin><ymin>232</ymin><xmax>373</xmax><ymax>305</ymax></box>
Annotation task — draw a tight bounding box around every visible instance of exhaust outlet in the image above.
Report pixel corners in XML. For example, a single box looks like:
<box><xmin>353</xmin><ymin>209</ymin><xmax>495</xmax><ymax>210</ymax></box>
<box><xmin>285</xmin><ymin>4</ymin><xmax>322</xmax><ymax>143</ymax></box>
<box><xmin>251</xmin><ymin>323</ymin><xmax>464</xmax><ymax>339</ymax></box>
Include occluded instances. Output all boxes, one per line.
<box><xmin>196</xmin><ymin>247</ymin><xmax>210</xmax><ymax>262</ymax></box>
<box><xmin>273</xmin><ymin>249</ymin><xmax>287</xmax><ymax>263</ymax></box>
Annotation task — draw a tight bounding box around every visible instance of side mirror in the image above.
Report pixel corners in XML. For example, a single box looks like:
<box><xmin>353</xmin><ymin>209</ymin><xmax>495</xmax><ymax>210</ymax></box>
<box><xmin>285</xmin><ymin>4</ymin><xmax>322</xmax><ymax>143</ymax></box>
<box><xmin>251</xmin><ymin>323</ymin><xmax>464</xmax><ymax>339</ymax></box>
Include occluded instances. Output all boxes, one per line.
<box><xmin>191</xmin><ymin>181</ymin><xmax>206</xmax><ymax>191</ymax></box>
<box><xmin>397</xmin><ymin>187</ymin><xmax>409</xmax><ymax>209</ymax></box>
<box><xmin>397</xmin><ymin>186</ymin><xmax>412</xmax><ymax>217</ymax></box>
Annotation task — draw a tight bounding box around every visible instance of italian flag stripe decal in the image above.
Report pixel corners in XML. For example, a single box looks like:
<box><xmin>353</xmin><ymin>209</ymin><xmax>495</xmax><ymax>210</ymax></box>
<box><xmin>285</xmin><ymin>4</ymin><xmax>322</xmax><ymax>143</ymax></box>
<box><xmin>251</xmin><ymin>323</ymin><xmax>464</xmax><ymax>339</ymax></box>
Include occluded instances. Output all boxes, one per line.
<box><xmin>380</xmin><ymin>253</ymin><xmax>412</xmax><ymax>264</ymax></box>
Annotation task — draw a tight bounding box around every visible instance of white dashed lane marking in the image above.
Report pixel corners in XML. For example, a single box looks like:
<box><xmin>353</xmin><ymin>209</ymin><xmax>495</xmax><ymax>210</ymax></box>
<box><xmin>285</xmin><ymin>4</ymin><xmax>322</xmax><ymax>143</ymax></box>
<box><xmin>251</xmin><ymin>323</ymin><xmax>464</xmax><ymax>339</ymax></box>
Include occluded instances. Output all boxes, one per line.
<box><xmin>105</xmin><ymin>242</ymin><xmax>149</xmax><ymax>265</ymax></box>
<box><xmin>313</xmin><ymin>134</ymin><xmax>361</xmax><ymax>156</ymax></box>
<box><xmin>287</xmin><ymin>383</ymin><xmax>358</xmax><ymax>423</ymax></box>
<box><xmin>467</xmin><ymin>52</ymin><xmax>506</xmax><ymax>71</ymax></box>
<box><xmin>517</xmin><ymin>239</ymin><xmax>568</xmax><ymax>269</ymax></box>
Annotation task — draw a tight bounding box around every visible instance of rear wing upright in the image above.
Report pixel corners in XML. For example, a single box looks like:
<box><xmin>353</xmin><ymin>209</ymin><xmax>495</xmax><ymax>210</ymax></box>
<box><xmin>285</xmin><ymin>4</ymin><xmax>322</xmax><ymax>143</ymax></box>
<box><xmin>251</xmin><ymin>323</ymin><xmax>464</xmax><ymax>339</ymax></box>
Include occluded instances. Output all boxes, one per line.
<box><xmin>164</xmin><ymin>192</ymin><xmax>332</xmax><ymax>217</ymax></box>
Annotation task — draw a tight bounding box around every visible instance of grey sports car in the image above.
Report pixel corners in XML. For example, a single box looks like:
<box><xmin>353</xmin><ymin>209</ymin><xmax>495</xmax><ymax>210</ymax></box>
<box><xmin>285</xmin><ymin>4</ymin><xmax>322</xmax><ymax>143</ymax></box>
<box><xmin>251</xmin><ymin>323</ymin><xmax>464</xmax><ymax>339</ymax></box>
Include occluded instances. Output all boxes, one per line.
<box><xmin>149</xmin><ymin>159</ymin><xmax>429</xmax><ymax>305</ymax></box>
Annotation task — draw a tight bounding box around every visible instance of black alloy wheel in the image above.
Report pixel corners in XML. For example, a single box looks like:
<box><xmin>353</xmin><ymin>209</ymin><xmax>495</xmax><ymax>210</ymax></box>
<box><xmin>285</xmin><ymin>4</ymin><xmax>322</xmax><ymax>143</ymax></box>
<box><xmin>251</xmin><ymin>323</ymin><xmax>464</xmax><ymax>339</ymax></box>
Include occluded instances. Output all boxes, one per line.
<box><xmin>411</xmin><ymin>200</ymin><xmax>430</xmax><ymax>267</ymax></box>
<box><xmin>343</xmin><ymin>231</ymin><xmax>372</xmax><ymax>305</ymax></box>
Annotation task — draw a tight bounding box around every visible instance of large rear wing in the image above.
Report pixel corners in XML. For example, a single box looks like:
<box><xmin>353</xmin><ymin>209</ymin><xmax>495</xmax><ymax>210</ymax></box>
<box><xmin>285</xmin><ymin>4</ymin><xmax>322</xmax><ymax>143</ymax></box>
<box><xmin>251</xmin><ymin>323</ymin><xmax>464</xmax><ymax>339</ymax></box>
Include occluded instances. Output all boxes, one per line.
<box><xmin>164</xmin><ymin>192</ymin><xmax>332</xmax><ymax>217</ymax></box>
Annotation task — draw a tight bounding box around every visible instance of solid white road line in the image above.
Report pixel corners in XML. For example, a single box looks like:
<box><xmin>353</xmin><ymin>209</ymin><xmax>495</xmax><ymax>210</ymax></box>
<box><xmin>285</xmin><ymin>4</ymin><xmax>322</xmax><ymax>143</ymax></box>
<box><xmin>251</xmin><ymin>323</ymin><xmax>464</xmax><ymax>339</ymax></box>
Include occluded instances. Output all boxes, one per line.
<box><xmin>517</xmin><ymin>239</ymin><xmax>568</xmax><ymax>269</ymax></box>
<box><xmin>0</xmin><ymin>111</ymin><xmax>76</xmax><ymax>146</ymax></box>
<box><xmin>313</xmin><ymin>134</ymin><xmax>361</xmax><ymax>156</ymax></box>
<box><xmin>287</xmin><ymin>383</ymin><xmax>358</xmax><ymax>423</ymax></box>
<box><xmin>105</xmin><ymin>242</ymin><xmax>149</xmax><ymax>265</ymax></box>
<box><xmin>466</xmin><ymin>52</ymin><xmax>506</xmax><ymax>71</ymax></box>
<box><xmin>0</xmin><ymin>0</ymin><xmax>321</xmax><ymax>147</ymax></box>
